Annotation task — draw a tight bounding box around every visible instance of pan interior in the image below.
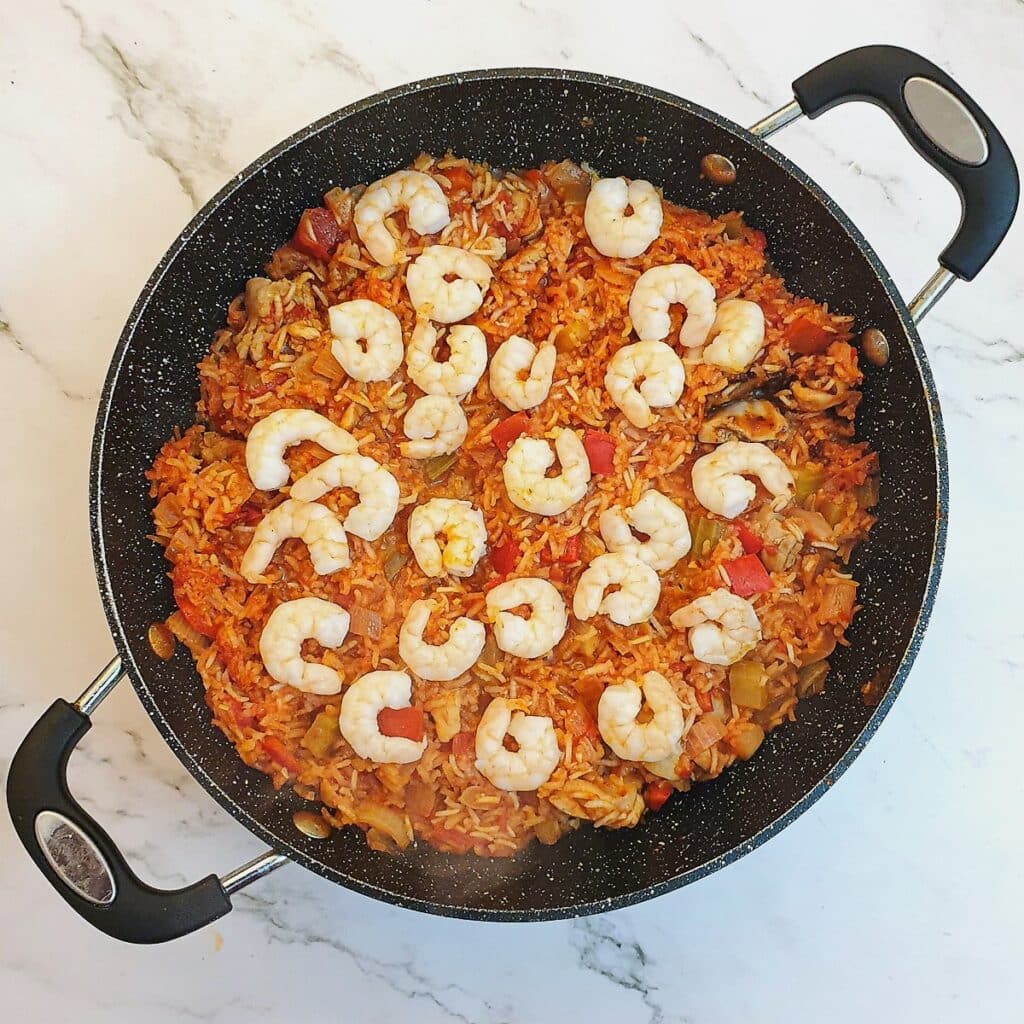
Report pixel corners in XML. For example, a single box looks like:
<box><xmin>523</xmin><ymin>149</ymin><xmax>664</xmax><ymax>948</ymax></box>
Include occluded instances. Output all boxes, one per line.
<box><xmin>93</xmin><ymin>71</ymin><xmax>941</xmax><ymax>918</ymax></box>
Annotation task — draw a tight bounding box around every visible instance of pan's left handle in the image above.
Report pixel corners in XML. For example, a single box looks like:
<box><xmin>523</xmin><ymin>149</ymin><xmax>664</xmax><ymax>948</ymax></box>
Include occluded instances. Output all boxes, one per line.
<box><xmin>6</xmin><ymin>656</ymin><xmax>288</xmax><ymax>943</ymax></box>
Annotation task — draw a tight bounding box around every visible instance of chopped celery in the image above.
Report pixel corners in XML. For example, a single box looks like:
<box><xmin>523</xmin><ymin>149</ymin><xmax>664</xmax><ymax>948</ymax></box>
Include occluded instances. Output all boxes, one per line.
<box><xmin>729</xmin><ymin>661</ymin><xmax>768</xmax><ymax>709</ymax></box>
<box><xmin>423</xmin><ymin>451</ymin><xmax>457</xmax><ymax>481</ymax></box>
<box><xmin>689</xmin><ymin>515</ymin><xmax>725</xmax><ymax>560</ymax></box>
<box><xmin>794</xmin><ymin>465</ymin><xmax>825</xmax><ymax>504</ymax></box>
<box><xmin>301</xmin><ymin>707</ymin><xmax>339</xmax><ymax>758</ymax></box>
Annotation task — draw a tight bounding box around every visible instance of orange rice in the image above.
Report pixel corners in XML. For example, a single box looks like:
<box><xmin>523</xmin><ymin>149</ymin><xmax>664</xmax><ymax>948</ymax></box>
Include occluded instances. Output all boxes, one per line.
<box><xmin>146</xmin><ymin>153</ymin><xmax>877</xmax><ymax>857</ymax></box>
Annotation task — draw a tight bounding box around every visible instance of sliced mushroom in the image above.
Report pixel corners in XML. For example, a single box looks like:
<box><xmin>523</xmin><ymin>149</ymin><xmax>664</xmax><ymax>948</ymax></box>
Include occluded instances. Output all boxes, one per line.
<box><xmin>698</xmin><ymin>398</ymin><xmax>788</xmax><ymax>444</ymax></box>
<box><xmin>787</xmin><ymin>380</ymin><xmax>849</xmax><ymax>411</ymax></box>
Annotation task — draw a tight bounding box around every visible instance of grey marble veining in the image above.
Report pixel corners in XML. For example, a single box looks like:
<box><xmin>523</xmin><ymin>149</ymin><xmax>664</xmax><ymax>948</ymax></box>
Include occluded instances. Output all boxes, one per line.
<box><xmin>1</xmin><ymin>1</ymin><xmax>1022</xmax><ymax>1020</ymax></box>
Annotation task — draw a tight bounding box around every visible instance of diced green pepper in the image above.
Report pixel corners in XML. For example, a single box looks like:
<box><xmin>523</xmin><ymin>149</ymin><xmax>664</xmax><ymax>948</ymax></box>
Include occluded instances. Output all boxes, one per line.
<box><xmin>689</xmin><ymin>515</ymin><xmax>725</xmax><ymax>560</ymax></box>
<box><xmin>423</xmin><ymin>451</ymin><xmax>457</xmax><ymax>481</ymax></box>
<box><xmin>794</xmin><ymin>465</ymin><xmax>825</xmax><ymax>504</ymax></box>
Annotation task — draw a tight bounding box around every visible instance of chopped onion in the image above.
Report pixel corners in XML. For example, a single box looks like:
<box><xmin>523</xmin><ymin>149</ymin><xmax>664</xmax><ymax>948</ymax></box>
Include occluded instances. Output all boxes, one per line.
<box><xmin>687</xmin><ymin>714</ymin><xmax>726</xmax><ymax>754</ymax></box>
<box><xmin>349</xmin><ymin>605</ymin><xmax>383</xmax><ymax>640</ymax></box>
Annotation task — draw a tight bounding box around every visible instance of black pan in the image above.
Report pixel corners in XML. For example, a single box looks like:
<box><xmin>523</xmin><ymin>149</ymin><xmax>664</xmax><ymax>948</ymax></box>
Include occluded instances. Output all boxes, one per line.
<box><xmin>8</xmin><ymin>46</ymin><xmax>1018</xmax><ymax>943</ymax></box>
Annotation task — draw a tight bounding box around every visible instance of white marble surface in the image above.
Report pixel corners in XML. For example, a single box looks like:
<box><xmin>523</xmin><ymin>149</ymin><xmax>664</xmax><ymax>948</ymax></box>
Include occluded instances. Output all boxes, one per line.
<box><xmin>2</xmin><ymin>1</ymin><xmax>1023</xmax><ymax>1019</ymax></box>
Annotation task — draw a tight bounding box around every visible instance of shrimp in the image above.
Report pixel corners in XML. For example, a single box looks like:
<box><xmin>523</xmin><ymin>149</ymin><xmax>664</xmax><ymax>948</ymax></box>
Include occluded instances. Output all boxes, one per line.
<box><xmin>629</xmin><ymin>263</ymin><xmax>717</xmax><ymax>348</ymax></box>
<box><xmin>691</xmin><ymin>439</ymin><xmax>795</xmax><ymax>519</ymax></box>
<box><xmin>398</xmin><ymin>598</ymin><xmax>485</xmax><ymax>681</ymax></box>
<box><xmin>572</xmin><ymin>552</ymin><xmax>660</xmax><ymax>626</ymax></box>
<box><xmin>240</xmin><ymin>499</ymin><xmax>349</xmax><ymax>581</ymax></box>
<box><xmin>339</xmin><ymin>670</ymin><xmax>427</xmax><ymax>763</ymax></box>
<box><xmin>502</xmin><ymin>428</ymin><xmax>591</xmax><ymax>516</ymax></box>
<box><xmin>599</xmin><ymin>490</ymin><xmax>691</xmax><ymax>571</ymax></box>
<box><xmin>407</xmin><ymin>498</ymin><xmax>487</xmax><ymax>578</ymax></box>
<box><xmin>400</xmin><ymin>395</ymin><xmax>468</xmax><ymax>459</ymax></box>
<box><xmin>597</xmin><ymin>670</ymin><xmax>686</xmax><ymax>762</ymax></box>
<box><xmin>353</xmin><ymin>170</ymin><xmax>450</xmax><ymax>266</ymax></box>
<box><xmin>327</xmin><ymin>299</ymin><xmax>404</xmax><ymax>383</ymax></box>
<box><xmin>702</xmin><ymin>298</ymin><xmax>766</xmax><ymax>373</ymax></box>
<box><xmin>485</xmin><ymin>577</ymin><xmax>567</xmax><ymax>658</ymax></box>
<box><xmin>474</xmin><ymin>698</ymin><xmax>561</xmax><ymax>791</ymax></box>
<box><xmin>604</xmin><ymin>340</ymin><xmax>686</xmax><ymax>429</ymax></box>
<box><xmin>290</xmin><ymin>453</ymin><xmax>399</xmax><ymax>541</ymax></box>
<box><xmin>583</xmin><ymin>177</ymin><xmax>663</xmax><ymax>258</ymax></box>
<box><xmin>670</xmin><ymin>587</ymin><xmax>762</xmax><ymax>665</ymax></box>
<box><xmin>489</xmin><ymin>335</ymin><xmax>556</xmax><ymax>411</ymax></box>
<box><xmin>258</xmin><ymin>597</ymin><xmax>349</xmax><ymax>695</ymax></box>
<box><xmin>406</xmin><ymin>245</ymin><xmax>492</xmax><ymax>323</ymax></box>
<box><xmin>245</xmin><ymin>409</ymin><xmax>357</xmax><ymax>490</ymax></box>
<box><xmin>406</xmin><ymin>318</ymin><xmax>487</xmax><ymax>397</ymax></box>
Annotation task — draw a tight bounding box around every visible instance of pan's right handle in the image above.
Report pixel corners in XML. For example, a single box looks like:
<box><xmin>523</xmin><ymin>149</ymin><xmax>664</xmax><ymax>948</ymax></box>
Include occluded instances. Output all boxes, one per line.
<box><xmin>6</xmin><ymin>657</ymin><xmax>289</xmax><ymax>944</ymax></box>
<box><xmin>750</xmin><ymin>45</ymin><xmax>1019</xmax><ymax>319</ymax></box>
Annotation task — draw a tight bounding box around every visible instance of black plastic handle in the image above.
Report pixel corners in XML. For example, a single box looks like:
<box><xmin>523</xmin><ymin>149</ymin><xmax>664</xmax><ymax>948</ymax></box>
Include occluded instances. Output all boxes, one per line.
<box><xmin>6</xmin><ymin>699</ymin><xmax>231</xmax><ymax>943</ymax></box>
<box><xmin>792</xmin><ymin>45</ymin><xmax>1018</xmax><ymax>280</ymax></box>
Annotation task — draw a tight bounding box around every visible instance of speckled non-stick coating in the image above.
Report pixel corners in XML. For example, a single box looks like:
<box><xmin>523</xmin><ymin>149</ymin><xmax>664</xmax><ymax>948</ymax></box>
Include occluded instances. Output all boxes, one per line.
<box><xmin>90</xmin><ymin>69</ymin><xmax>946</xmax><ymax>920</ymax></box>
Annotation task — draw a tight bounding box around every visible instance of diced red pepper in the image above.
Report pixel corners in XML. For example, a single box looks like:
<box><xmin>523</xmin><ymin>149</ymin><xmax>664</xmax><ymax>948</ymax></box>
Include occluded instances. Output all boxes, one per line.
<box><xmin>441</xmin><ymin>166</ymin><xmax>474</xmax><ymax>194</ymax></box>
<box><xmin>490</xmin><ymin>537</ymin><xmax>521</xmax><ymax>575</ymax></box>
<box><xmin>261</xmin><ymin>735</ymin><xmax>302</xmax><ymax>774</ymax></box>
<box><xmin>735</xmin><ymin>522</ymin><xmax>763</xmax><ymax>555</ymax></box>
<box><xmin>724</xmin><ymin>554</ymin><xmax>774</xmax><ymax>597</ymax></box>
<box><xmin>451</xmin><ymin>730</ymin><xmax>476</xmax><ymax>758</ymax></box>
<box><xmin>483</xmin><ymin>574</ymin><xmax>507</xmax><ymax>592</ymax></box>
<box><xmin>783</xmin><ymin>315</ymin><xmax>832</xmax><ymax>355</ymax></box>
<box><xmin>540</xmin><ymin>533</ymin><xmax>581</xmax><ymax>565</ymax></box>
<box><xmin>492</xmin><ymin>412</ymin><xmax>531</xmax><ymax>455</ymax></box>
<box><xmin>377</xmin><ymin>707</ymin><xmax>425</xmax><ymax>743</ymax></box>
<box><xmin>583</xmin><ymin>429</ymin><xmax>616</xmax><ymax>475</ymax></box>
<box><xmin>522</xmin><ymin>169</ymin><xmax>545</xmax><ymax>186</ymax></box>
<box><xmin>292</xmin><ymin>207</ymin><xmax>342</xmax><ymax>260</ymax></box>
<box><xmin>644</xmin><ymin>780</ymin><xmax>673</xmax><ymax>812</ymax></box>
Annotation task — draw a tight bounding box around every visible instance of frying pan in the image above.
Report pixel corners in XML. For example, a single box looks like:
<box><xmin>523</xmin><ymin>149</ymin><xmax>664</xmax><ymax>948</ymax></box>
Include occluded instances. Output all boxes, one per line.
<box><xmin>7</xmin><ymin>45</ymin><xmax>1018</xmax><ymax>943</ymax></box>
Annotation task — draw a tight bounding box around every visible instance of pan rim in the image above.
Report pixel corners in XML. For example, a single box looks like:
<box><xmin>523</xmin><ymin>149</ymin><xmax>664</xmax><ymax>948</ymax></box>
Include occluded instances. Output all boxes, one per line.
<box><xmin>89</xmin><ymin>66</ymin><xmax>948</xmax><ymax>921</ymax></box>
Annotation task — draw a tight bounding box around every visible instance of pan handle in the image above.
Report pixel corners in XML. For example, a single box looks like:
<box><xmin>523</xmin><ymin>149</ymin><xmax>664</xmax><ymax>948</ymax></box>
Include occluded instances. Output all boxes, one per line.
<box><xmin>6</xmin><ymin>657</ymin><xmax>288</xmax><ymax>943</ymax></box>
<box><xmin>751</xmin><ymin>45</ymin><xmax>1018</xmax><ymax>308</ymax></box>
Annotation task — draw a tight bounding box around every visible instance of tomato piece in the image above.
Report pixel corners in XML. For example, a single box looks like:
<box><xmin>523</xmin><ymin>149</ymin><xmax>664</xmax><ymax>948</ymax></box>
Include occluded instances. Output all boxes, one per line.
<box><xmin>540</xmin><ymin>533</ymin><xmax>582</xmax><ymax>565</ymax></box>
<box><xmin>491</xmin><ymin>537</ymin><xmax>521</xmax><ymax>575</ymax></box>
<box><xmin>492</xmin><ymin>412</ymin><xmax>531</xmax><ymax>454</ymax></box>
<box><xmin>735</xmin><ymin>522</ymin><xmax>763</xmax><ymax>555</ymax></box>
<box><xmin>724</xmin><ymin>554</ymin><xmax>774</xmax><ymax>597</ymax></box>
<box><xmin>292</xmin><ymin>207</ymin><xmax>342</xmax><ymax>260</ymax></box>
<box><xmin>483</xmin><ymin>574</ymin><xmax>507</xmax><ymax>592</ymax></box>
<box><xmin>583</xmin><ymin>429</ymin><xmax>616</xmax><ymax>475</ymax></box>
<box><xmin>377</xmin><ymin>706</ymin><xmax>425</xmax><ymax>742</ymax></box>
<box><xmin>441</xmin><ymin>166</ymin><xmax>474</xmax><ymax>194</ymax></box>
<box><xmin>173</xmin><ymin>593</ymin><xmax>217</xmax><ymax>639</ymax></box>
<box><xmin>226</xmin><ymin>696</ymin><xmax>257</xmax><ymax>730</ymax></box>
<box><xmin>451</xmin><ymin>730</ymin><xmax>476</xmax><ymax>758</ymax></box>
<box><xmin>522</xmin><ymin>169</ymin><xmax>545</xmax><ymax>186</ymax></box>
<box><xmin>261</xmin><ymin>736</ymin><xmax>301</xmax><ymax>774</ymax></box>
<box><xmin>644</xmin><ymin>780</ymin><xmax>673</xmax><ymax>812</ymax></box>
<box><xmin>783</xmin><ymin>315</ymin><xmax>832</xmax><ymax>355</ymax></box>
<box><xmin>565</xmin><ymin>702</ymin><xmax>602</xmax><ymax>748</ymax></box>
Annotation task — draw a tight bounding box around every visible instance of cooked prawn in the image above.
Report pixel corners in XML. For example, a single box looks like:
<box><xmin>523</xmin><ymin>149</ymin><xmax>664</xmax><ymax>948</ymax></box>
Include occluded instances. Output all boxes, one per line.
<box><xmin>258</xmin><ymin>597</ymin><xmax>349</xmax><ymax>695</ymax></box>
<box><xmin>572</xmin><ymin>552</ymin><xmax>660</xmax><ymax>626</ymax></box>
<box><xmin>328</xmin><ymin>299</ymin><xmax>404</xmax><ymax>383</ymax></box>
<box><xmin>245</xmin><ymin>409</ymin><xmax>357</xmax><ymax>491</ymax></box>
<box><xmin>691</xmin><ymin>440</ymin><xmax>794</xmax><ymax>519</ymax></box>
<box><xmin>583</xmin><ymin>177</ymin><xmax>663</xmax><ymax>258</ymax></box>
<box><xmin>354</xmin><ymin>170</ymin><xmax>450</xmax><ymax>266</ymax></box>
<box><xmin>290</xmin><ymin>453</ymin><xmax>399</xmax><ymax>541</ymax></box>
<box><xmin>398</xmin><ymin>599</ymin><xmax>485</xmax><ymax>682</ymax></box>
<box><xmin>405</xmin><ymin>245</ymin><xmax>492</xmax><ymax>323</ymax></box>
<box><xmin>629</xmin><ymin>264</ymin><xmax>717</xmax><ymax>348</ymax></box>
<box><xmin>474</xmin><ymin>698</ymin><xmax>561</xmax><ymax>791</ymax></box>
<box><xmin>339</xmin><ymin>670</ymin><xmax>427</xmax><ymax>763</ymax></box>
<box><xmin>599</xmin><ymin>489</ymin><xmax>691</xmax><ymax>571</ymax></box>
<box><xmin>407</xmin><ymin>498</ymin><xmax>486</xmax><ymax>578</ymax></box>
<box><xmin>670</xmin><ymin>588</ymin><xmax>762</xmax><ymax>665</ymax></box>
<box><xmin>502</xmin><ymin>428</ymin><xmax>591</xmax><ymax>516</ymax></box>
<box><xmin>604</xmin><ymin>340</ymin><xmax>685</xmax><ymax>429</ymax></box>
<box><xmin>240</xmin><ymin>499</ymin><xmax>349</xmax><ymax>581</ymax></box>
<box><xmin>406</xmin><ymin>318</ymin><xmax>487</xmax><ymax>397</ymax></box>
<box><xmin>702</xmin><ymin>298</ymin><xmax>766</xmax><ymax>372</ymax></box>
<box><xmin>485</xmin><ymin>577</ymin><xmax>567</xmax><ymax>658</ymax></box>
<box><xmin>400</xmin><ymin>395</ymin><xmax>468</xmax><ymax>458</ymax></box>
<box><xmin>597</xmin><ymin>670</ymin><xmax>686</xmax><ymax>762</ymax></box>
<box><xmin>489</xmin><ymin>335</ymin><xmax>556</xmax><ymax>411</ymax></box>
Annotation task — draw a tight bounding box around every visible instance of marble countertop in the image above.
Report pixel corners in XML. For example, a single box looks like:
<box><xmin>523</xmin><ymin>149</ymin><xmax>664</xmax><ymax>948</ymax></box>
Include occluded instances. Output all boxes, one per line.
<box><xmin>3</xmin><ymin>2</ymin><xmax>1022</xmax><ymax>1020</ymax></box>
